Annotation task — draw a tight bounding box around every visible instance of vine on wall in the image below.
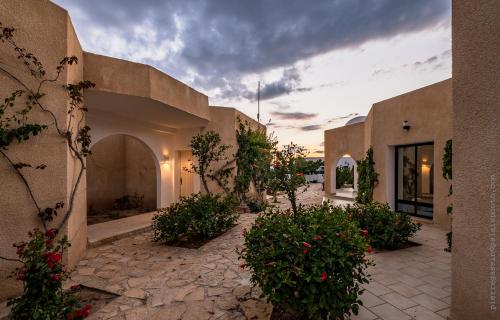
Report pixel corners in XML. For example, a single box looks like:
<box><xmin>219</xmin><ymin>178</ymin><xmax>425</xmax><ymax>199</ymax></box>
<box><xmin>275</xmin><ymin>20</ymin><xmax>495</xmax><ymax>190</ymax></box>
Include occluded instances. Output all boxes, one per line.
<box><xmin>355</xmin><ymin>147</ymin><xmax>379</xmax><ymax>204</ymax></box>
<box><xmin>442</xmin><ymin>139</ymin><xmax>453</xmax><ymax>251</ymax></box>
<box><xmin>0</xmin><ymin>22</ymin><xmax>95</xmax><ymax>318</ymax></box>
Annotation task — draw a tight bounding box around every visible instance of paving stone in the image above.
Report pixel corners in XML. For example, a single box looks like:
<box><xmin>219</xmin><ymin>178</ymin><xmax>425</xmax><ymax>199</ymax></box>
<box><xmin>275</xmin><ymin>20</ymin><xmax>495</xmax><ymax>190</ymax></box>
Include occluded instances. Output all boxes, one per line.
<box><xmin>78</xmin><ymin>267</ymin><xmax>95</xmax><ymax>276</ymax></box>
<box><xmin>403</xmin><ymin>305</ymin><xmax>446</xmax><ymax>320</ymax></box>
<box><xmin>371</xmin><ymin>303</ymin><xmax>411</xmax><ymax>320</ymax></box>
<box><xmin>124</xmin><ymin>288</ymin><xmax>147</xmax><ymax>300</ymax></box>
<box><xmin>410</xmin><ymin>294</ymin><xmax>449</xmax><ymax>312</ymax></box>
<box><xmin>380</xmin><ymin>292</ymin><xmax>418</xmax><ymax>310</ymax></box>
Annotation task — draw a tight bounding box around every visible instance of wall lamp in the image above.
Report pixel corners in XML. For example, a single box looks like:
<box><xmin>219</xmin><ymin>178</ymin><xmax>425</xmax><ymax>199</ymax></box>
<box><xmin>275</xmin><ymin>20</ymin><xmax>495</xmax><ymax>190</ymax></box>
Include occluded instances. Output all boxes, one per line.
<box><xmin>402</xmin><ymin>120</ymin><xmax>411</xmax><ymax>131</ymax></box>
<box><xmin>161</xmin><ymin>154</ymin><xmax>170</xmax><ymax>166</ymax></box>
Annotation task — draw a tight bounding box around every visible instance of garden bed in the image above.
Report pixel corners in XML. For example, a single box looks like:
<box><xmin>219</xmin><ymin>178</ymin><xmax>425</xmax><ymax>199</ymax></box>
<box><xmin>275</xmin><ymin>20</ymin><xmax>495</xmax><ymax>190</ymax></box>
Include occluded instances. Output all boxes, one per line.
<box><xmin>164</xmin><ymin>224</ymin><xmax>237</xmax><ymax>249</ymax></box>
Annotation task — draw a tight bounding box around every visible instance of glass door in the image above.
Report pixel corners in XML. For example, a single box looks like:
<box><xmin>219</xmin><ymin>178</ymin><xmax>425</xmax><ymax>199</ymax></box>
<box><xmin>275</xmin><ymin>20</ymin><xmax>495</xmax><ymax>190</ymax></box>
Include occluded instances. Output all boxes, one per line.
<box><xmin>396</xmin><ymin>143</ymin><xmax>434</xmax><ymax>218</ymax></box>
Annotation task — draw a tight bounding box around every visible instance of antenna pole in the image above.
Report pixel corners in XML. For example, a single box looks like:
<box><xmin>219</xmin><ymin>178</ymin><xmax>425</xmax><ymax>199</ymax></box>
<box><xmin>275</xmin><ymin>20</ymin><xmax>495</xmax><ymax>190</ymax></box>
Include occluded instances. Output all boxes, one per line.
<box><xmin>257</xmin><ymin>81</ymin><xmax>260</xmax><ymax>123</ymax></box>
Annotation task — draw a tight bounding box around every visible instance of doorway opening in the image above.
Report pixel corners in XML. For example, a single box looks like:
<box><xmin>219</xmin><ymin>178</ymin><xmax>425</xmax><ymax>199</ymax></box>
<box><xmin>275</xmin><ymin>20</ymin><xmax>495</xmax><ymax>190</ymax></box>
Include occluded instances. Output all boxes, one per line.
<box><xmin>395</xmin><ymin>142</ymin><xmax>434</xmax><ymax>218</ymax></box>
<box><xmin>86</xmin><ymin>134</ymin><xmax>158</xmax><ymax>225</ymax></box>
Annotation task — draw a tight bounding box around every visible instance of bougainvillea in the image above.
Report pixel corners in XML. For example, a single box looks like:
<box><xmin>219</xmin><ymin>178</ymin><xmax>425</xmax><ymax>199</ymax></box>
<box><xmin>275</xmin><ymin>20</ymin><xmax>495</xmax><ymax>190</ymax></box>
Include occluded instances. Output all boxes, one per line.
<box><xmin>8</xmin><ymin>229</ymin><xmax>90</xmax><ymax>319</ymax></box>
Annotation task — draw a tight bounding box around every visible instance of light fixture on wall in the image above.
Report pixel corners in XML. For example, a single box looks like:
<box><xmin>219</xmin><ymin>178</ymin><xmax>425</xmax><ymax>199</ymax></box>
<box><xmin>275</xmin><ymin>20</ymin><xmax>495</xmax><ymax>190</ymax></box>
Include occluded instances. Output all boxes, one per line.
<box><xmin>161</xmin><ymin>154</ymin><xmax>170</xmax><ymax>166</ymax></box>
<box><xmin>402</xmin><ymin>120</ymin><xmax>411</xmax><ymax>131</ymax></box>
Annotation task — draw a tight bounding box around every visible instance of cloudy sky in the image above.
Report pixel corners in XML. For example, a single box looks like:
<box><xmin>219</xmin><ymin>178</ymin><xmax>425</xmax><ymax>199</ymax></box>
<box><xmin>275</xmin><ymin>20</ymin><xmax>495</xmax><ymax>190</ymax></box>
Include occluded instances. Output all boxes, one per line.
<box><xmin>52</xmin><ymin>0</ymin><xmax>451</xmax><ymax>156</ymax></box>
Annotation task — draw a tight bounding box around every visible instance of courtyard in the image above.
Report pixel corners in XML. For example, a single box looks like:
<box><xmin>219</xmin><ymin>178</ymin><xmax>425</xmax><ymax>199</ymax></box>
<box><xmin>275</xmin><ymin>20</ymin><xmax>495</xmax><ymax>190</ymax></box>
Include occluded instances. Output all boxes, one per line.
<box><xmin>67</xmin><ymin>185</ymin><xmax>451</xmax><ymax>320</ymax></box>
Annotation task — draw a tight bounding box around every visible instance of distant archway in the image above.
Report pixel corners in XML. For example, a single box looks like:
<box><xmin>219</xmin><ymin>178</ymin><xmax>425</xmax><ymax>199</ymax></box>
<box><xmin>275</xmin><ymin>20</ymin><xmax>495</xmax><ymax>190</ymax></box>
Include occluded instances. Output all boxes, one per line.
<box><xmin>331</xmin><ymin>155</ymin><xmax>357</xmax><ymax>198</ymax></box>
<box><xmin>86</xmin><ymin>134</ymin><xmax>159</xmax><ymax>224</ymax></box>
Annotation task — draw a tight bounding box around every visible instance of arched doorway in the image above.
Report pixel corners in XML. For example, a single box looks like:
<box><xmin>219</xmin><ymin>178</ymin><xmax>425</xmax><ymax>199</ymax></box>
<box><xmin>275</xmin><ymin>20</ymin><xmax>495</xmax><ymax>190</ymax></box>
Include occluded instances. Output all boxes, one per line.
<box><xmin>332</xmin><ymin>155</ymin><xmax>357</xmax><ymax>198</ymax></box>
<box><xmin>86</xmin><ymin>134</ymin><xmax>159</xmax><ymax>225</ymax></box>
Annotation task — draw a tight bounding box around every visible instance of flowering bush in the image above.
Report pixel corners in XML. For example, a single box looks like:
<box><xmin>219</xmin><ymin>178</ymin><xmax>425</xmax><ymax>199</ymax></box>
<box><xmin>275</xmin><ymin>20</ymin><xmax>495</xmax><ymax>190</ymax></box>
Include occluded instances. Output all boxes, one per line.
<box><xmin>153</xmin><ymin>193</ymin><xmax>239</xmax><ymax>243</ymax></box>
<box><xmin>345</xmin><ymin>202</ymin><xmax>421</xmax><ymax>249</ymax></box>
<box><xmin>8</xmin><ymin>229</ymin><xmax>90</xmax><ymax>320</ymax></box>
<box><xmin>241</xmin><ymin>204</ymin><xmax>371</xmax><ymax>319</ymax></box>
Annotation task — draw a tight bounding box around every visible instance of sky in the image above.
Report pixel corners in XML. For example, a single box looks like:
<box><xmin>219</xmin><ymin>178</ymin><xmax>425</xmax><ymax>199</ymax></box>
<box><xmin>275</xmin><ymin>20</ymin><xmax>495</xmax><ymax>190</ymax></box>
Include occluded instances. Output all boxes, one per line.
<box><xmin>52</xmin><ymin>0</ymin><xmax>452</xmax><ymax>157</ymax></box>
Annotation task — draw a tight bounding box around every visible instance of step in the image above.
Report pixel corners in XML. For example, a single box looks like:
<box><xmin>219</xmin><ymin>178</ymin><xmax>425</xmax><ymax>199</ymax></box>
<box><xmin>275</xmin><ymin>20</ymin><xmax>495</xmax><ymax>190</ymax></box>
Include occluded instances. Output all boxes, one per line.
<box><xmin>87</xmin><ymin>212</ymin><xmax>156</xmax><ymax>248</ymax></box>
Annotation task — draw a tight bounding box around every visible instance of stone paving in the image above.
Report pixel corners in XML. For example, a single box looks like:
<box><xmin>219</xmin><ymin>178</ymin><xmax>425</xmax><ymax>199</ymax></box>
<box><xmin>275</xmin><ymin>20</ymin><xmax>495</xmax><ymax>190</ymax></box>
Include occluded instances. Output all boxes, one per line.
<box><xmin>71</xmin><ymin>184</ymin><xmax>451</xmax><ymax>320</ymax></box>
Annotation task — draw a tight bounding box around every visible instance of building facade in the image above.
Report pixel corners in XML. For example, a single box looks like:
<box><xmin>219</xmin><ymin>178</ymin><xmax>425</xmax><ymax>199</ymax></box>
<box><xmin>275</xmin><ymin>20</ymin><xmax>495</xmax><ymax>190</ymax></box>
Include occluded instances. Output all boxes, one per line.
<box><xmin>325</xmin><ymin>79</ymin><xmax>453</xmax><ymax>227</ymax></box>
<box><xmin>0</xmin><ymin>0</ymin><xmax>262</xmax><ymax>300</ymax></box>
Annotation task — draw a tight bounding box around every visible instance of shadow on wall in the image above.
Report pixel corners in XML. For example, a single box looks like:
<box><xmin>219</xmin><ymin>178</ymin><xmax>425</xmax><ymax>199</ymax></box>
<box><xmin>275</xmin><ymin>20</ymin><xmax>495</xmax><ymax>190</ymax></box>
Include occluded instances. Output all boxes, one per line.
<box><xmin>86</xmin><ymin>134</ymin><xmax>158</xmax><ymax>222</ymax></box>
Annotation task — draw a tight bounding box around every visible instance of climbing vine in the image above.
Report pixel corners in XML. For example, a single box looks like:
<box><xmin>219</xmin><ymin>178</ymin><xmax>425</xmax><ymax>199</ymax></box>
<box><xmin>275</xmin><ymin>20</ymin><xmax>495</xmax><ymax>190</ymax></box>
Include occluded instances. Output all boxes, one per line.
<box><xmin>0</xmin><ymin>21</ymin><xmax>95</xmax><ymax>318</ymax></box>
<box><xmin>442</xmin><ymin>139</ymin><xmax>453</xmax><ymax>251</ymax></box>
<box><xmin>234</xmin><ymin>118</ymin><xmax>276</xmax><ymax>202</ymax></box>
<box><xmin>355</xmin><ymin>147</ymin><xmax>379</xmax><ymax>204</ymax></box>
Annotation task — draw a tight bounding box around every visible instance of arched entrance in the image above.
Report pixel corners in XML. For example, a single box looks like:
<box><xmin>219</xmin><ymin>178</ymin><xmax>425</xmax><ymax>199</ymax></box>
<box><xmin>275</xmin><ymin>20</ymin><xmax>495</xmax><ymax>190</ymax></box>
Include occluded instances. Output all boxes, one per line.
<box><xmin>331</xmin><ymin>155</ymin><xmax>357</xmax><ymax>198</ymax></box>
<box><xmin>86</xmin><ymin>134</ymin><xmax>159</xmax><ymax>225</ymax></box>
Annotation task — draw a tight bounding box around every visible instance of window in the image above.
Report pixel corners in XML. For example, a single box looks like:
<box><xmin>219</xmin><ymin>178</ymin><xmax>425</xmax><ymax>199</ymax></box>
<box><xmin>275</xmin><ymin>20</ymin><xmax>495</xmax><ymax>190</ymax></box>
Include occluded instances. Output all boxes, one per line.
<box><xmin>395</xmin><ymin>143</ymin><xmax>434</xmax><ymax>218</ymax></box>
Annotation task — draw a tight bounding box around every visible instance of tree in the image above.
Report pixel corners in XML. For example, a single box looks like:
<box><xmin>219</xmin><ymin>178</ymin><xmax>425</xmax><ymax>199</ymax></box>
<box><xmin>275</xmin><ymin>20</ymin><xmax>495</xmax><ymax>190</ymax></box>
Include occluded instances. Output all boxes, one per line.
<box><xmin>187</xmin><ymin>130</ymin><xmax>232</xmax><ymax>195</ymax></box>
<box><xmin>234</xmin><ymin>119</ymin><xmax>276</xmax><ymax>202</ymax></box>
<box><xmin>356</xmin><ymin>147</ymin><xmax>379</xmax><ymax>204</ymax></box>
<box><xmin>271</xmin><ymin>143</ymin><xmax>321</xmax><ymax>217</ymax></box>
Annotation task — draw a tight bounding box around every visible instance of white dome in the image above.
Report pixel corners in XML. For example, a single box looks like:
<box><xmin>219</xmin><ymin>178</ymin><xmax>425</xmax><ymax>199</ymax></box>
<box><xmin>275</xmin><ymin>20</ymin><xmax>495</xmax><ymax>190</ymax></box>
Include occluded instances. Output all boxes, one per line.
<box><xmin>345</xmin><ymin>116</ymin><xmax>366</xmax><ymax>126</ymax></box>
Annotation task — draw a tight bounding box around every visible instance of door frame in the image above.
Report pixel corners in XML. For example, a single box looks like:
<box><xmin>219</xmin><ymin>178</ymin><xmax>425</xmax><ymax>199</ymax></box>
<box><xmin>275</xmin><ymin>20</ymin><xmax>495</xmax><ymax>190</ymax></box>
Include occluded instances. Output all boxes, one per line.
<box><xmin>394</xmin><ymin>141</ymin><xmax>434</xmax><ymax>219</ymax></box>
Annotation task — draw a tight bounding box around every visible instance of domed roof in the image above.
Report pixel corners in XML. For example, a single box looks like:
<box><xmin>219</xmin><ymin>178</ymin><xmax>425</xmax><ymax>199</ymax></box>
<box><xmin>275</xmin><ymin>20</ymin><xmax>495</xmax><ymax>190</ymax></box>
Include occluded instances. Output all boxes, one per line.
<box><xmin>345</xmin><ymin>116</ymin><xmax>366</xmax><ymax>126</ymax></box>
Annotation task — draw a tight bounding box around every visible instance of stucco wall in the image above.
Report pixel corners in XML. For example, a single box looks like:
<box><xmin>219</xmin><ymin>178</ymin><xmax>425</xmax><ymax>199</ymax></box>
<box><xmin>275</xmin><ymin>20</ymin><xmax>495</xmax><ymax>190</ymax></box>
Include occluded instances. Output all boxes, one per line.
<box><xmin>87</xmin><ymin>135</ymin><xmax>157</xmax><ymax>211</ymax></box>
<box><xmin>324</xmin><ymin>79</ymin><xmax>452</xmax><ymax>228</ymax></box>
<box><xmin>0</xmin><ymin>0</ymin><xmax>85</xmax><ymax>300</ymax></box>
<box><xmin>451</xmin><ymin>0</ymin><xmax>500</xmax><ymax>318</ymax></box>
<box><xmin>371</xmin><ymin>79</ymin><xmax>453</xmax><ymax>227</ymax></box>
<box><xmin>84</xmin><ymin>53</ymin><xmax>210</xmax><ymax>122</ymax></box>
<box><xmin>324</xmin><ymin>122</ymin><xmax>366</xmax><ymax>194</ymax></box>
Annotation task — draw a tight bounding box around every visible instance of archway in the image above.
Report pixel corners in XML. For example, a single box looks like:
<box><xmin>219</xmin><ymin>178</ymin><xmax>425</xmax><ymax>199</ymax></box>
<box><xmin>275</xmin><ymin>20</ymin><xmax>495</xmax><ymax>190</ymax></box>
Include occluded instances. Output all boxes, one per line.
<box><xmin>332</xmin><ymin>155</ymin><xmax>357</xmax><ymax>198</ymax></box>
<box><xmin>86</xmin><ymin>134</ymin><xmax>159</xmax><ymax>225</ymax></box>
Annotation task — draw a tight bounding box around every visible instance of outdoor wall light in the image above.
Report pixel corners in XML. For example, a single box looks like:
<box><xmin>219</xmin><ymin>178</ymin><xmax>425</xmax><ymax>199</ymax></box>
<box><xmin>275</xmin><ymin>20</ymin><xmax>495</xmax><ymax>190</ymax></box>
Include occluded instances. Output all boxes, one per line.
<box><xmin>161</xmin><ymin>154</ymin><xmax>170</xmax><ymax>166</ymax></box>
<box><xmin>402</xmin><ymin>120</ymin><xmax>411</xmax><ymax>131</ymax></box>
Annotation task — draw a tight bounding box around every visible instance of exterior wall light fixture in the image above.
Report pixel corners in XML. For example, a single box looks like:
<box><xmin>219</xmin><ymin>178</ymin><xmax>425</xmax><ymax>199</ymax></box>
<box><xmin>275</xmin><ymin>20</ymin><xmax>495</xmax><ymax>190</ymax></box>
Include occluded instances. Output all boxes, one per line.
<box><xmin>402</xmin><ymin>120</ymin><xmax>411</xmax><ymax>131</ymax></box>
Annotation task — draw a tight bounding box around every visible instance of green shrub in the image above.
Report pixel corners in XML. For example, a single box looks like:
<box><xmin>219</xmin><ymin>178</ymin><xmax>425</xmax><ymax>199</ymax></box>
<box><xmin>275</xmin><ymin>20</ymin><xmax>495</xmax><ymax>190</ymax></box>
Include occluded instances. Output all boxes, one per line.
<box><xmin>153</xmin><ymin>193</ymin><xmax>239</xmax><ymax>243</ymax></box>
<box><xmin>345</xmin><ymin>202</ymin><xmax>421</xmax><ymax>249</ymax></box>
<box><xmin>246</xmin><ymin>197</ymin><xmax>268</xmax><ymax>213</ymax></box>
<box><xmin>241</xmin><ymin>204</ymin><xmax>371</xmax><ymax>319</ymax></box>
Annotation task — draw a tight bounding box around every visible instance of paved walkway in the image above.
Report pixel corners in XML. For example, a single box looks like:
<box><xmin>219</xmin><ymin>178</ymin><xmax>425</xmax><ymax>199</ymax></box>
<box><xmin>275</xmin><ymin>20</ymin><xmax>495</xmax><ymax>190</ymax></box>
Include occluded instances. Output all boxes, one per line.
<box><xmin>72</xmin><ymin>185</ymin><xmax>451</xmax><ymax>320</ymax></box>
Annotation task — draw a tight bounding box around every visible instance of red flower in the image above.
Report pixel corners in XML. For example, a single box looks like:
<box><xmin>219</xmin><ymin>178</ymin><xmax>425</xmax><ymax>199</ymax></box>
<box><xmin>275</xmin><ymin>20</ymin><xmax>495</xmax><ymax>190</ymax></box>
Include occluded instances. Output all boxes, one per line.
<box><xmin>17</xmin><ymin>270</ymin><xmax>26</xmax><ymax>281</ymax></box>
<box><xmin>360</xmin><ymin>229</ymin><xmax>368</xmax><ymax>237</ymax></box>
<box><xmin>313</xmin><ymin>235</ymin><xmax>322</xmax><ymax>241</ymax></box>
<box><xmin>46</xmin><ymin>228</ymin><xmax>58</xmax><ymax>239</ymax></box>
<box><xmin>302</xmin><ymin>242</ymin><xmax>312</xmax><ymax>248</ymax></box>
<box><xmin>15</xmin><ymin>243</ymin><xmax>26</xmax><ymax>256</ymax></box>
<box><xmin>302</xmin><ymin>249</ymin><xmax>309</xmax><ymax>254</ymax></box>
<box><xmin>66</xmin><ymin>314</ymin><xmax>74</xmax><ymax>320</ymax></box>
<box><xmin>320</xmin><ymin>271</ymin><xmax>327</xmax><ymax>282</ymax></box>
<box><xmin>51</xmin><ymin>274</ymin><xmax>61</xmax><ymax>282</ymax></box>
<box><xmin>366</xmin><ymin>246</ymin><xmax>373</xmax><ymax>253</ymax></box>
<box><xmin>46</xmin><ymin>252</ymin><xmax>62</xmax><ymax>268</ymax></box>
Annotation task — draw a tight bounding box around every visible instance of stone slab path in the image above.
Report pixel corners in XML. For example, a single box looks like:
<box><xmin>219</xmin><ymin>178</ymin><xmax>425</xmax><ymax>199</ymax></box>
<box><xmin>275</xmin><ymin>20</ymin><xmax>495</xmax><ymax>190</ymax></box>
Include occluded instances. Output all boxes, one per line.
<box><xmin>72</xmin><ymin>184</ymin><xmax>451</xmax><ymax>320</ymax></box>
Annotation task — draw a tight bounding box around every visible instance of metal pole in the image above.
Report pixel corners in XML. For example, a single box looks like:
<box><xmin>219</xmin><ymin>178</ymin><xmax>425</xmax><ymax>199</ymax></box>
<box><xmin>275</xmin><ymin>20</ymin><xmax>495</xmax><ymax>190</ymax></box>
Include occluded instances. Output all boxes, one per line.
<box><xmin>257</xmin><ymin>81</ymin><xmax>260</xmax><ymax>123</ymax></box>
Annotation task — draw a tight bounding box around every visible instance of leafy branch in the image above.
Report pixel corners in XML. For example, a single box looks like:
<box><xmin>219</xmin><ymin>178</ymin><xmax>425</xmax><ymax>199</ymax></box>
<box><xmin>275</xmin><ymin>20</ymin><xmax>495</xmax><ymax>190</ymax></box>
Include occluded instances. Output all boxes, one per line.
<box><xmin>0</xmin><ymin>22</ymin><xmax>95</xmax><ymax>260</ymax></box>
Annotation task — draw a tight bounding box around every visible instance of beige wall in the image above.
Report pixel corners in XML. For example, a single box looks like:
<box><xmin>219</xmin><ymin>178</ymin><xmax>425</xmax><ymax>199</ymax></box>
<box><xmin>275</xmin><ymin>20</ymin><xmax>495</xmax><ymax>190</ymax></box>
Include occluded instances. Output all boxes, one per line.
<box><xmin>451</xmin><ymin>0</ymin><xmax>500</xmax><ymax>319</ymax></box>
<box><xmin>371</xmin><ymin>79</ymin><xmax>453</xmax><ymax>227</ymax></box>
<box><xmin>0</xmin><ymin>0</ymin><xmax>86</xmax><ymax>300</ymax></box>
<box><xmin>84</xmin><ymin>53</ymin><xmax>210</xmax><ymax>122</ymax></box>
<box><xmin>87</xmin><ymin>135</ymin><xmax>157</xmax><ymax>211</ymax></box>
<box><xmin>324</xmin><ymin>122</ymin><xmax>365</xmax><ymax>194</ymax></box>
<box><xmin>324</xmin><ymin>79</ymin><xmax>452</xmax><ymax>228</ymax></box>
<box><xmin>202</xmin><ymin>106</ymin><xmax>265</xmax><ymax>196</ymax></box>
